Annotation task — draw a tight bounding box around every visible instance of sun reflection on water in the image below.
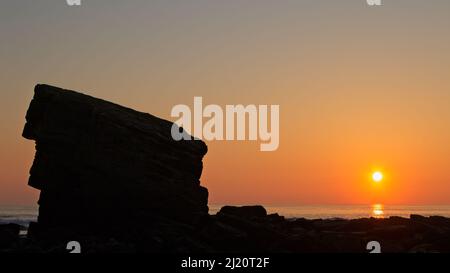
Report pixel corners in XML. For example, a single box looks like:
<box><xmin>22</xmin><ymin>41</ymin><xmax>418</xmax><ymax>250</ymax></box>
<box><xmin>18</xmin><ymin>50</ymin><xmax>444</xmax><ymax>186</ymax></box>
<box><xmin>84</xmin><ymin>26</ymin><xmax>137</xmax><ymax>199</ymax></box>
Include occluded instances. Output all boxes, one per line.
<box><xmin>371</xmin><ymin>204</ymin><xmax>384</xmax><ymax>218</ymax></box>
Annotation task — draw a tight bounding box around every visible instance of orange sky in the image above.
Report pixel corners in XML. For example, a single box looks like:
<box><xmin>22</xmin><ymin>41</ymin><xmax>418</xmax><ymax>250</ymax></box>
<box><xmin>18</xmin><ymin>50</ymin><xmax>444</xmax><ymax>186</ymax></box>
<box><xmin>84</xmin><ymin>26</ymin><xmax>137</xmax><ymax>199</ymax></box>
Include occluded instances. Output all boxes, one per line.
<box><xmin>1</xmin><ymin>1</ymin><xmax>450</xmax><ymax>206</ymax></box>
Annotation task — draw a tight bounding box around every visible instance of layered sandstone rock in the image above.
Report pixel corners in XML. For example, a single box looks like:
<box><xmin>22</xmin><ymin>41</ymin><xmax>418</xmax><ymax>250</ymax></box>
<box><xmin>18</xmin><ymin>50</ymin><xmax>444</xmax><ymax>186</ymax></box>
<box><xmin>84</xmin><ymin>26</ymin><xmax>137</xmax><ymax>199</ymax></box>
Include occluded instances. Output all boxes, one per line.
<box><xmin>22</xmin><ymin>84</ymin><xmax>208</xmax><ymax>236</ymax></box>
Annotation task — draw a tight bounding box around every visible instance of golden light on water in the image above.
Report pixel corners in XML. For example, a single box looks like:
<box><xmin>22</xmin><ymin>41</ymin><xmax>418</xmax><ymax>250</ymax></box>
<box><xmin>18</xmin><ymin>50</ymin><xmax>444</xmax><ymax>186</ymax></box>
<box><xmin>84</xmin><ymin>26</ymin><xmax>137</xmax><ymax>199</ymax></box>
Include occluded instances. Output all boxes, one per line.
<box><xmin>371</xmin><ymin>204</ymin><xmax>384</xmax><ymax>218</ymax></box>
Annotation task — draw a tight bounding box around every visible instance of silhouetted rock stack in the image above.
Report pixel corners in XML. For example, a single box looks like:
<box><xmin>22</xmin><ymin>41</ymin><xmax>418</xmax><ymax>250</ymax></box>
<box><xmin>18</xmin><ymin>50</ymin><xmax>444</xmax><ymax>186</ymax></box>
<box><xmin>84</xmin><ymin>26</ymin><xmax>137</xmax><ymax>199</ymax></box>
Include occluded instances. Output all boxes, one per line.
<box><xmin>22</xmin><ymin>84</ymin><xmax>208</xmax><ymax>240</ymax></box>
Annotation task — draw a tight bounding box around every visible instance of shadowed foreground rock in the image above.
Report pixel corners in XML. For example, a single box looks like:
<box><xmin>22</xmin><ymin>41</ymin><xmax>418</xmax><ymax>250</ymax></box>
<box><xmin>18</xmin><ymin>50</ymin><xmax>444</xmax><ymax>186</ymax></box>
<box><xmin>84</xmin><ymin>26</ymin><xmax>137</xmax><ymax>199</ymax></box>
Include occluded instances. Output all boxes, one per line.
<box><xmin>204</xmin><ymin>209</ymin><xmax>450</xmax><ymax>253</ymax></box>
<box><xmin>22</xmin><ymin>84</ymin><xmax>208</xmax><ymax>241</ymax></box>
<box><xmin>4</xmin><ymin>205</ymin><xmax>450</xmax><ymax>253</ymax></box>
<box><xmin>0</xmin><ymin>224</ymin><xmax>20</xmax><ymax>249</ymax></box>
<box><xmin>218</xmin><ymin>205</ymin><xmax>267</xmax><ymax>219</ymax></box>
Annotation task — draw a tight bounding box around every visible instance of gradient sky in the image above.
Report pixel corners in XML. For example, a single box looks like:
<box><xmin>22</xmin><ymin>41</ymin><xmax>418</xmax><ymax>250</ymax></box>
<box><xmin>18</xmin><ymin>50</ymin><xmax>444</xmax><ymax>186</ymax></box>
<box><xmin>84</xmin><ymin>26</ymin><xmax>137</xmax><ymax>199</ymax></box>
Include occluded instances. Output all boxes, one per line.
<box><xmin>1</xmin><ymin>0</ymin><xmax>450</xmax><ymax>206</ymax></box>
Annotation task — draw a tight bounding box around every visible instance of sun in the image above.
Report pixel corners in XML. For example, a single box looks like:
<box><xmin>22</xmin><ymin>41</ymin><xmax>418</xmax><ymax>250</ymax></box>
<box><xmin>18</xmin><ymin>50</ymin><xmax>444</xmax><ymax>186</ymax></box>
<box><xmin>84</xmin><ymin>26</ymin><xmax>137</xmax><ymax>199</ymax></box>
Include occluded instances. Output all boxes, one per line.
<box><xmin>372</xmin><ymin>171</ymin><xmax>383</xmax><ymax>183</ymax></box>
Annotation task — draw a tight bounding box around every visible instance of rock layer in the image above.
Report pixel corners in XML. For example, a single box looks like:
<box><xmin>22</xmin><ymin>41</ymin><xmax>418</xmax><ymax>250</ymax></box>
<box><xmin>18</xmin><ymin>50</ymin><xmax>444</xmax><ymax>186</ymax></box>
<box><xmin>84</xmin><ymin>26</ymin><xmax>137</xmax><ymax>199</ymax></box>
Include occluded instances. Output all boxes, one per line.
<box><xmin>23</xmin><ymin>84</ymin><xmax>208</xmax><ymax>236</ymax></box>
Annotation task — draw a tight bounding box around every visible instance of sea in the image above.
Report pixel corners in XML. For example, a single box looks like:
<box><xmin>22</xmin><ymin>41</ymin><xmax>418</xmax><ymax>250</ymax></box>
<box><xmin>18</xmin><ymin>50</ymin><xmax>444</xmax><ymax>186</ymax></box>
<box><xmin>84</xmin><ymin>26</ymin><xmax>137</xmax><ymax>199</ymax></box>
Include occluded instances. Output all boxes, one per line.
<box><xmin>2</xmin><ymin>204</ymin><xmax>450</xmax><ymax>228</ymax></box>
<box><xmin>209</xmin><ymin>204</ymin><xmax>450</xmax><ymax>220</ymax></box>
<box><xmin>0</xmin><ymin>206</ymin><xmax>38</xmax><ymax>227</ymax></box>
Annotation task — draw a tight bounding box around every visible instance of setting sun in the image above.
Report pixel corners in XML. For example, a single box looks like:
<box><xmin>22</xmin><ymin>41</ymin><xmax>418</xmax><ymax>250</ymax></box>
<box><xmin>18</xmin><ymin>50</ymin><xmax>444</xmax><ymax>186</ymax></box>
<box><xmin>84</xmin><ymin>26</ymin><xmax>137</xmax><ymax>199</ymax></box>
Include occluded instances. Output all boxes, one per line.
<box><xmin>372</xmin><ymin>171</ymin><xmax>383</xmax><ymax>183</ymax></box>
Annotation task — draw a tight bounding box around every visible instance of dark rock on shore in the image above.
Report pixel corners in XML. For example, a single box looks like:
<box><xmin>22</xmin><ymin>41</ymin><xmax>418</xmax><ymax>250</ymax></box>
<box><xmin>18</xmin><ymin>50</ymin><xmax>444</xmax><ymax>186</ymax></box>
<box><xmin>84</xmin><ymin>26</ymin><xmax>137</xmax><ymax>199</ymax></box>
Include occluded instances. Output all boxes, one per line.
<box><xmin>3</xmin><ymin>208</ymin><xmax>450</xmax><ymax>253</ymax></box>
<box><xmin>0</xmin><ymin>224</ymin><xmax>21</xmax><ymax>250</ymax></box>
<box><xmin>218</xmin><ymin>205</ymin><xmax>267</xmax><ymax>219</ymax></box>
<box><xmin>22</xmin><ymin>84</ymin><xmax>208</xmax><ymax>242</ymax></box>
<box><xmin>199</xmin><ymin>210</ymin><xmax>450</xmax><ymax>253</ymax></box>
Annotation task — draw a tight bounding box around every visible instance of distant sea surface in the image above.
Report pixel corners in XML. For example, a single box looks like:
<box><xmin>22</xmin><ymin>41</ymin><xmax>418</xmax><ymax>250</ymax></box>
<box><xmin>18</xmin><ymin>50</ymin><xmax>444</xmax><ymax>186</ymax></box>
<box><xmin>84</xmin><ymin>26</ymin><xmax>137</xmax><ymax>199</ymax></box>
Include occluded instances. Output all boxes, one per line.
<box><xmin>0</xmin><ymin>206</ymin><xmax>38</xmax><ymax>227</ymax></box>
<box><xmin>3</xmin><ymin>205</ymin><xmax>450</xmax><ymax>227</ymax></box>
<box><xmin>209</xmin><ymin>204</ymin><xmax>450</xmax><ymax>220</ymax></box>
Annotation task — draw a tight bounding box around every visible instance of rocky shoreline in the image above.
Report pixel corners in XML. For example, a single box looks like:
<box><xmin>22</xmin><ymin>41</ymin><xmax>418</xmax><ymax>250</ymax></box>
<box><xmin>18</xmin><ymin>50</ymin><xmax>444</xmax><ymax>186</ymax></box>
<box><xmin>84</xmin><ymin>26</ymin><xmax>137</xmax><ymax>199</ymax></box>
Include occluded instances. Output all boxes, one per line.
<box><xmin>3</xmin><ymin>85</ymin><xmax>449</xmax><ymax>253</ymax></box>
<box><xmin>1</xmin><ymin>205</ymin><xmax>450</xmax><ymax>253</ymax></box>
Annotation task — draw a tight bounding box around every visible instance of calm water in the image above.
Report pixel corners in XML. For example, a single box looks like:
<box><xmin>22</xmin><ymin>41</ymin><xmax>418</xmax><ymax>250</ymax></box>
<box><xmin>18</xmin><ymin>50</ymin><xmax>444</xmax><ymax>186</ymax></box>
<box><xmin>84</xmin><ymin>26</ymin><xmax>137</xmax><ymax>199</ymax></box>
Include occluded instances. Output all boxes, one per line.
<box><xmin>2</xmin><ymin>205</ymin><xmax>450</xmax><ymax>227</ymax></box>
<box><xmin>0</xmin><ymin>206</ymin><xmax>38</xmax><ymax>227</ymax></box>
<box><xmin>209</xmin><ymin>204</ymin><xmax>450</xmax><ymax>219</ymax></box>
